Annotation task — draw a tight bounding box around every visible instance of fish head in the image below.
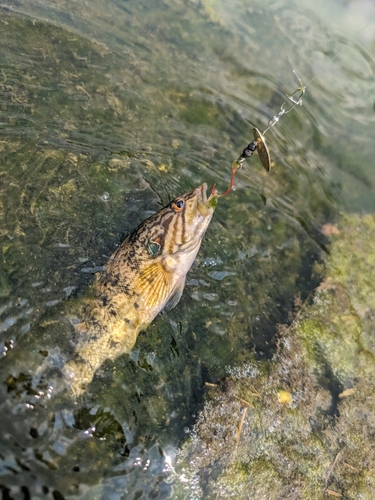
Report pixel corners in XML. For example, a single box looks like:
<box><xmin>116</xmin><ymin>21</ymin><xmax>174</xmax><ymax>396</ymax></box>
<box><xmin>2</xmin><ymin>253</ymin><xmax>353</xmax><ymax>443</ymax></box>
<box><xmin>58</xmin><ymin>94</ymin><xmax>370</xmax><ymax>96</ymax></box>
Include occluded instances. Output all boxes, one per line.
<box><xmin>154</xmin><ymin>182</ymin><xmax>215</xmax><ymax>256</ymax></box>
<box><xmin>131</xmin><ymin>182</ymin><xmax>216</xmax><ymax>310</ymax></box>
<box><xmin>121</xmin><ymin>182</ymin><xmax>218</xmax><ymax>262</ymax></box>
<box><xmin>110</xmin><ymin>183</ymin><xmax>219</xmax><ymax>313</ymax></box>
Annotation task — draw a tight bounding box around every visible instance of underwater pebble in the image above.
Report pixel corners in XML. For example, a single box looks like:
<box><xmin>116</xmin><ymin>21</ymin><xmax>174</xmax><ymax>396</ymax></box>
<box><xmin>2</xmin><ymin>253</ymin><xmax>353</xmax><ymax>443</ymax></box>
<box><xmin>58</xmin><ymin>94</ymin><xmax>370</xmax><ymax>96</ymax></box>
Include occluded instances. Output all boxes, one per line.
<box><xmin>64</xmin><ymin>286</ymin><xmax>76</xmax><ymax>298</ymax></box>
<box><xmin>0</xmin><ymin>317</ymin><xmax>17</xmax><ymax>333</ymax></box>
<box><xmin>186</xmin><ymin>278</ymin><xmax>199</xmax><ymax>286</ymax></box>
<box><xmin>0</xmin><ymin>302</ymin><xmax>12</xmax><ymax>315</ymax></box>
<box><xmin>45</xmin><ymin>299</ymin><xmax>62</xmax><ymax>307</ymax></box>
<box><xmin>203</xmin><ymin>293</ymin><xmax>218</xmax><ymax>301</ymax></box>
<box><xmin>20</xmin><ymin>323</ymin><xmax>30</xmax><ymax>334</ymax></box>
<box><xmin>81</xmin><ymin>266</ymin><xmax>105</xmax><ymax>273</ymax></box>
<box><xmin>209</xmin><ymin>270</ymin><xmax>235</xmax><ymax>281</ymax></box>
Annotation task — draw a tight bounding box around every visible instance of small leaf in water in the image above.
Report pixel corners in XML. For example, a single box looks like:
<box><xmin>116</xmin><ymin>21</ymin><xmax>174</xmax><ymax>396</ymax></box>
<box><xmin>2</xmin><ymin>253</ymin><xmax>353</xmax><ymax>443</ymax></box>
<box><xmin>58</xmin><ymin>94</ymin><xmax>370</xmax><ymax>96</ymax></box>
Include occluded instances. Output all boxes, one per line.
<box><xmin>277</xmin><ymin>389</ymin><xmax>293</xmax><ymax>405</ymax></box>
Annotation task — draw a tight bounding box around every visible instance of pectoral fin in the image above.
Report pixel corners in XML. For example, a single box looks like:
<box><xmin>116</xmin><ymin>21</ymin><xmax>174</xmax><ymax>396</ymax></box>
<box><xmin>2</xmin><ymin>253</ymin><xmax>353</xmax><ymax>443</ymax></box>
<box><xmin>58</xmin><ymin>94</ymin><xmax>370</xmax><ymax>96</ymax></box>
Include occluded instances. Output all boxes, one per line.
<box><xmin>134</xmin><ymin>262</ymin><xmax>173</xmax><ymax>309</ymax></box>
<box><xmin>164</xmin><ymin>277</ymin><xmax>186</xmax><ymax>312</ymax></box>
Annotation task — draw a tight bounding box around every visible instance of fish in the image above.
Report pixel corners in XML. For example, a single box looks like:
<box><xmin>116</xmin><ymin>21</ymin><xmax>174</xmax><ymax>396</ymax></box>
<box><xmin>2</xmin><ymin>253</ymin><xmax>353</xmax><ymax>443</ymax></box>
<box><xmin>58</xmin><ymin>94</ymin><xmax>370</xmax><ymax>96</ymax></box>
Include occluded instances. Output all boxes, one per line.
<box><xmin>64</xmin><ymin>183</ymin><xmax>219</xmax><ymax>395</ymax></box>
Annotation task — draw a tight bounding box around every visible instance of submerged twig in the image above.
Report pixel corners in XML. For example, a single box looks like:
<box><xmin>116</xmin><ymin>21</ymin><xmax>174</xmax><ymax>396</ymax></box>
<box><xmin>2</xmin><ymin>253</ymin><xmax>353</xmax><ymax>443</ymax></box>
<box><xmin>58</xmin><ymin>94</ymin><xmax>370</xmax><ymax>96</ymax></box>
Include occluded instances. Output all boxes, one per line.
<box><xmin>248</xmin><ymin>383</ymin><xmax>262</xmax><ymax>400</ymax></box>
<box><xmin>230</xmin><ymin>406</ymin><xmax>248</xmax><ymax>464</ymax></box>
<box><xmin>325</xmin><ymin>451</ymin><xmax>342</xmax><ymax>489</ymax></box>
<box><xmin>236</xmin><ymin>406</ymin><xmax>248</xmax><ymax>442</ymax></box>
<box><xmin>326</xmin><ymin>490</ymin><xmax>342</xmax><ymax>498</ymax></box>
<box><xmin>229</xmin><ymin>396</ymin><xmax>251</xmax><ymax>466</ymax></box>
<box><xmin>233</xmin><ymin>395</ymin><xmax>253</xmax><ymax>406</ymax></box>
<box><xmin>343</xmin><ymin>461</ymin><xmax>359</xmax><ymax>472</ymax></box>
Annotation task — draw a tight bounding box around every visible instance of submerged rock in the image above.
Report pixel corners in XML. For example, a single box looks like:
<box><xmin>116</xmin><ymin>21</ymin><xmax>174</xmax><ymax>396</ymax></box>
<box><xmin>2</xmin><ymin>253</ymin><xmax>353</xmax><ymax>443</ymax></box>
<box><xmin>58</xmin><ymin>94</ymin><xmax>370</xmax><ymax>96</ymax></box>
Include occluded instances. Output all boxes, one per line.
<box><xmin>173</xmin><ymin>214</ymin><xmax>375</xmax><ymax>499</ymax></box>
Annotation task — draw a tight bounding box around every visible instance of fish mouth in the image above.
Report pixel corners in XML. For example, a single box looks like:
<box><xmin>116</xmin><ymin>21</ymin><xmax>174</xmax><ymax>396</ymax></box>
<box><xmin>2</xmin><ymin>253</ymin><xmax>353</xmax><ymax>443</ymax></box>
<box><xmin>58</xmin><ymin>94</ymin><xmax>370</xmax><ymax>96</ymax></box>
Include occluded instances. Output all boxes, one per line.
<box><xmin>196</xmin><ymin>182</ymin><xmax>208</xmax><ymax>204</ymax></box>
<box><xmin>196</xmin><ymin>182</ymin><xmax>214</xmax><ymax>217</ymax></box>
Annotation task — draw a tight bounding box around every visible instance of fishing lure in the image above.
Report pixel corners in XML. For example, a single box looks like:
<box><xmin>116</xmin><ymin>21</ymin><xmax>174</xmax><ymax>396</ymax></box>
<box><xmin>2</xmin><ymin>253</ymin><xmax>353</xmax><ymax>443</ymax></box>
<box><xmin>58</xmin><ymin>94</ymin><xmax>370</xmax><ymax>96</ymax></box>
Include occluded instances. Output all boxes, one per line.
<box><xmin>216</xmin><ymin>16</ymin><xmax>374</xmax><ymax>197</ymax></box>
<box><xmin>214</xmin><ymin>71</ymin><xmax>306</xmax><ymax>198</ymax></box>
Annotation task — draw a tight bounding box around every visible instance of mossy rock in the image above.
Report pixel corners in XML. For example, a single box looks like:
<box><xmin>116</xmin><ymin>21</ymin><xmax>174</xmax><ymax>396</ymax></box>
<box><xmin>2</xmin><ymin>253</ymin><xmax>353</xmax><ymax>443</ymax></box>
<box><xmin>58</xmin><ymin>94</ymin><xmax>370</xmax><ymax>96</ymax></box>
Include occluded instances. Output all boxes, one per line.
<box><xmin>173</xmin><ymin>213</ymin><xmax>375</xmax><ymax>499</ymax></box>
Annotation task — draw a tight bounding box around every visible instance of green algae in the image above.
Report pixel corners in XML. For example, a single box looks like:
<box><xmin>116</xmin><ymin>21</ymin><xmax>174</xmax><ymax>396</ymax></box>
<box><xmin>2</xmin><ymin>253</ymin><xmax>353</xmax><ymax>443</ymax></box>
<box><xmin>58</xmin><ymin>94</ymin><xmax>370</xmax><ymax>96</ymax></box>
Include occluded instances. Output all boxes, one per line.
<box><xmin>299</xmin><ymin>214</ymin><xmax>375</xmax><ymax>382</ymax></box>
<box><xmin>173</xmin><ymin>213</ymin><xmax>375</xmax><ymax>499</ymax></box>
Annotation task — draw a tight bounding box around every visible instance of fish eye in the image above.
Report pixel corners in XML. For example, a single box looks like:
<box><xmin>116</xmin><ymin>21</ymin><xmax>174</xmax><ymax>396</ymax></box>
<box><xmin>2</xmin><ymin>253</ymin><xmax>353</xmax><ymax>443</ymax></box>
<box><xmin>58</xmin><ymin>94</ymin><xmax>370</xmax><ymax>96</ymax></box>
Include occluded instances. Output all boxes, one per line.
<box><xmin>172</xmin><ymin>198</ymin><xmax>184</xmax><ymax>211</ymax></box>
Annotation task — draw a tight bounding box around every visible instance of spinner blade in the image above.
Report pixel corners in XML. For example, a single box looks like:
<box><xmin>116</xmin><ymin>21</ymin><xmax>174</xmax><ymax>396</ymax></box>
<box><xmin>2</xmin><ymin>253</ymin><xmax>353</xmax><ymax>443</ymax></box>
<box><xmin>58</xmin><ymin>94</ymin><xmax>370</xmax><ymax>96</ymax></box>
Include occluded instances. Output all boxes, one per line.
<box><xmin>253</xmin><ymin>127</ymin><xmax>271</xmax><ymax>172</ymax></box>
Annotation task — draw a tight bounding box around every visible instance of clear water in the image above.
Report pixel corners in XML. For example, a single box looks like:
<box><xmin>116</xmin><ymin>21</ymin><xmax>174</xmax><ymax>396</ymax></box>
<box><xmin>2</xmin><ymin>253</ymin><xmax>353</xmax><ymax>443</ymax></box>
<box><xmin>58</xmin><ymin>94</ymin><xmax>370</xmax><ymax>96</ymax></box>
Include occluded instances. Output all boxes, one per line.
<box><xmin>0</xmin><ymin>0</ymin><xmax>374</xmax><ymax>498</ymax></box>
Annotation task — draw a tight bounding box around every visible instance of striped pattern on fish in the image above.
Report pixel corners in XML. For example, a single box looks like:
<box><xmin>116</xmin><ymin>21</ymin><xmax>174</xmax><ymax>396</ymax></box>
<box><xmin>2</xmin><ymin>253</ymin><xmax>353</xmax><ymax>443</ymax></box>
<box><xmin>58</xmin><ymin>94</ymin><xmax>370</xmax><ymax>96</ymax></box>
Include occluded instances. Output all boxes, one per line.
<box><xmin>64</xmin><ymin>183</ymin><xmax>216</xmax><ymax>395</ymax></box>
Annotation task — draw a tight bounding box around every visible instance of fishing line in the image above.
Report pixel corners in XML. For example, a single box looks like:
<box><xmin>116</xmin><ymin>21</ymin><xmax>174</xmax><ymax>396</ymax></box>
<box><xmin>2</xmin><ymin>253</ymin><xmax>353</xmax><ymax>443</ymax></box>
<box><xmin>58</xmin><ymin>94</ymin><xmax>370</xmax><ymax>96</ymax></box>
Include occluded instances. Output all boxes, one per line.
<box><xmin>303</xmin><ymin>19</ymin><xmax>375</xmax><ymax>90</ymax></box>
<box><xmin>215</xmin><ymin>18</ymin><xmax>374</xmax><ymax>197</ymax></box>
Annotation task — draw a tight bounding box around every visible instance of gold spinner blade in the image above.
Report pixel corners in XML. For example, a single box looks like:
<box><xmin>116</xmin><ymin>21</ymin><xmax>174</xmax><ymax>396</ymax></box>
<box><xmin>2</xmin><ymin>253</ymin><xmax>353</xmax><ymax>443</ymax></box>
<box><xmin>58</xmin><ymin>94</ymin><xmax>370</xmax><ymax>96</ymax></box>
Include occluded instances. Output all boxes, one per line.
<box><xmin>253</xmin><ymin>127</ymin><xmax>271</xmax><ymax>172</ymax></box>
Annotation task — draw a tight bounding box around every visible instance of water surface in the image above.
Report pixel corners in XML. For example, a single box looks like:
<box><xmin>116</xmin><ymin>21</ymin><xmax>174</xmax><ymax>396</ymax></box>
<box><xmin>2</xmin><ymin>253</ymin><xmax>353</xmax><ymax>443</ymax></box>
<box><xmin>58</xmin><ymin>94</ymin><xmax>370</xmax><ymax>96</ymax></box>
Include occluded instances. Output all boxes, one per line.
<box><xmin>1</xmin><ymin>0</ymin><xmax>375</xmax><ymax>498</ymax></box>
